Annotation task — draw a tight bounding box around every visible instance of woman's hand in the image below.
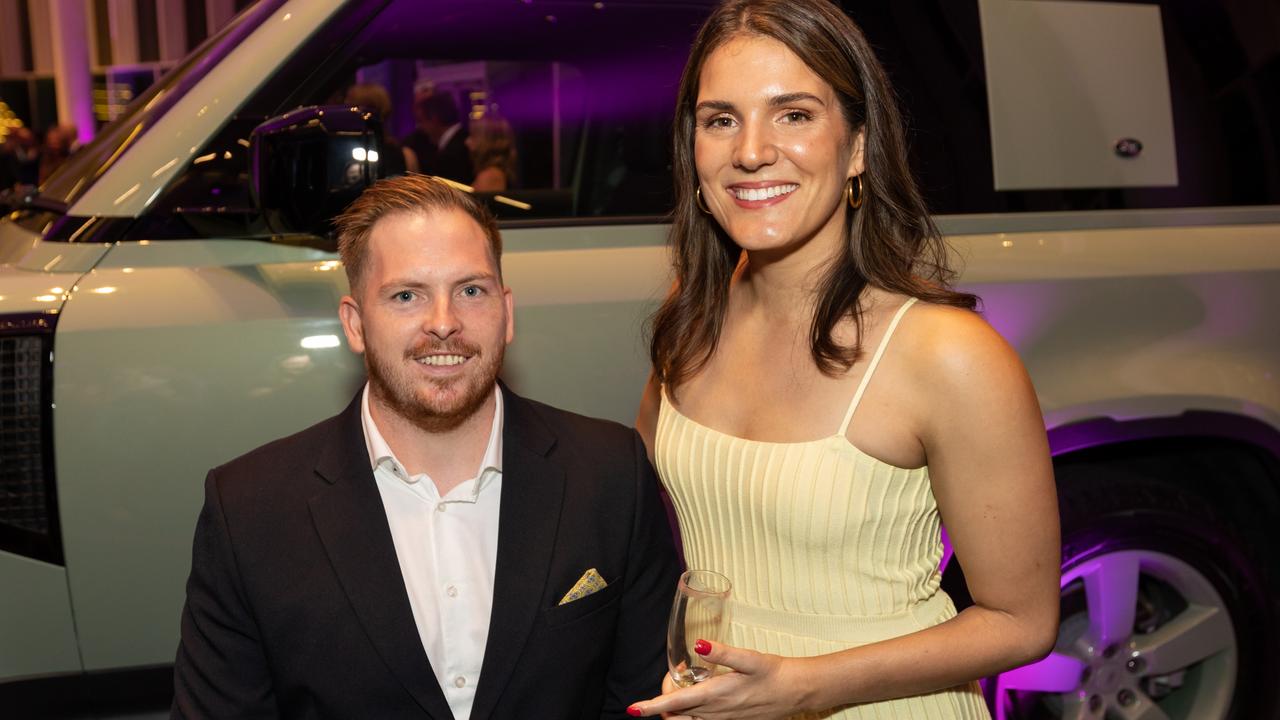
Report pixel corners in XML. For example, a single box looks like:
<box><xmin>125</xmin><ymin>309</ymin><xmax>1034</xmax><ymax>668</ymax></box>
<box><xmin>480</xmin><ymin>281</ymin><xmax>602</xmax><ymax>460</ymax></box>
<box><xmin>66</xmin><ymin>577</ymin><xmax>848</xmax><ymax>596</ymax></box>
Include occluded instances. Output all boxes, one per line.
<box><xmin>654</xmin><ymin>672</ymin><xmax>694</xmax><ymax>720</ymax></box>
<box><xmin>628</xmin><ymin>641</ymin><xmax>815</xmax><ymax>720</ymax></box>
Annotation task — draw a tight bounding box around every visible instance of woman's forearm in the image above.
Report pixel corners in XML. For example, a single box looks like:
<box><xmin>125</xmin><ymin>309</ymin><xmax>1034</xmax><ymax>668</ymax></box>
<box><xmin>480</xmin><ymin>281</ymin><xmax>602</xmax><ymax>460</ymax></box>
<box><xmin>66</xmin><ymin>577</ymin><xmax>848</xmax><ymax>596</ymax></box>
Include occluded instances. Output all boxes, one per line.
<box><xmin>792</xmin><ymin>603</ymin><xmax>1056</xmax><ymax>712</ymax></box>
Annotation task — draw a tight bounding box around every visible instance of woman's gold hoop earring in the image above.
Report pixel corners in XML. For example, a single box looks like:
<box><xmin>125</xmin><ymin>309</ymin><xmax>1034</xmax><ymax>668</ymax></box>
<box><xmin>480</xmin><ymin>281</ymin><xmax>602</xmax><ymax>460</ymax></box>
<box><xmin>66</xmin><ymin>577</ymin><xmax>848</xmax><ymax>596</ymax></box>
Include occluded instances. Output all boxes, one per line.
<box><xmin>846</xmin><ymin>175</ymin><xmax>864</xmax><ymax>210</ymax></box>
<box><xmin>695</xmin><ymin>186</ymin><xmax>712</xmax><ymax>215</ymax></box>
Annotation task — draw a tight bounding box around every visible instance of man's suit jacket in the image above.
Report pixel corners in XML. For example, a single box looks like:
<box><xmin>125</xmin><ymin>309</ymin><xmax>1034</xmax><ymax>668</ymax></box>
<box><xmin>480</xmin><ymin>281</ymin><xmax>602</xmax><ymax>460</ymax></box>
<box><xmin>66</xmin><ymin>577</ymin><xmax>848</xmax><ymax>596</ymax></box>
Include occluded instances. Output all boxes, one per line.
<box><xmin>402</xmin><ymin>129</ymin><xmax>440</xmax><ymax>178</ymax></box>
<box><xmin>435</xmin><ymin>128</ymin><xmax>474</xmax><ymax>184</ymax></box>
<box><xmin>173</xmin><ymin>385</ymin><xmax>680</xmax><ymax>719</ymax></box>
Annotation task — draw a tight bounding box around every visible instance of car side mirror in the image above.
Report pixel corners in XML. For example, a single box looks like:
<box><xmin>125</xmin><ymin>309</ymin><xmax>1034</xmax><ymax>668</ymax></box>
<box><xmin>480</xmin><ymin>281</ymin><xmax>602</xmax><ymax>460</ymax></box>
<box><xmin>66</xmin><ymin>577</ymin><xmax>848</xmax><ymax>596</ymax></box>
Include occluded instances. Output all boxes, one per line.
<box><xmin>250</xmin><ymin>105</ymin><xmax>383</xmax><ymax>237</ymax></box>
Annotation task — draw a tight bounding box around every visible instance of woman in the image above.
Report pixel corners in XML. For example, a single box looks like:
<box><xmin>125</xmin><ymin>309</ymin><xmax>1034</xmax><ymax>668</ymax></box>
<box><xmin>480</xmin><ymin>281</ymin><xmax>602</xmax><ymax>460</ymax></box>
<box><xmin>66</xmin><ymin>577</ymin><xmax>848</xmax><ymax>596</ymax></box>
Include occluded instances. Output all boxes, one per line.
<box><xmin>467</xmin><ymin>113</ymin><xmax>518</xmax><ymax>192</ymax></box>
<box><xmin>631</xmin><ymin>1</ymin><xmax>1060</xmax><ymax>718</ymax></box>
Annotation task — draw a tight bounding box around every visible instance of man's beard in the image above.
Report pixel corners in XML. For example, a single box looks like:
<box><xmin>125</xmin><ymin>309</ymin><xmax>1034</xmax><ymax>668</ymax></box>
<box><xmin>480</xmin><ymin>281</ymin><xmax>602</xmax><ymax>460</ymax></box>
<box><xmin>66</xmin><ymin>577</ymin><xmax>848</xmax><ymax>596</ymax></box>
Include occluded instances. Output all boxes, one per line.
<box><xmin>366</xmin><ymin>337</ymin><xmax>504</xmax><ymax>433</ymax></box>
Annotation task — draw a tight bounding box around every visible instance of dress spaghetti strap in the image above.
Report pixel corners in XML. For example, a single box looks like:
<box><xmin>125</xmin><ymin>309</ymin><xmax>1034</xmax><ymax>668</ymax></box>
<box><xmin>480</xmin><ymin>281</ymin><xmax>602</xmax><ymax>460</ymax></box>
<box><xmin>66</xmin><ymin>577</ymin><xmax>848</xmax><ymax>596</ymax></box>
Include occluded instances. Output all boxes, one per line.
<box><xmin>837</xmin><ymin>297</ymin><xmax>918</xmax><ymax>436</ymax></box>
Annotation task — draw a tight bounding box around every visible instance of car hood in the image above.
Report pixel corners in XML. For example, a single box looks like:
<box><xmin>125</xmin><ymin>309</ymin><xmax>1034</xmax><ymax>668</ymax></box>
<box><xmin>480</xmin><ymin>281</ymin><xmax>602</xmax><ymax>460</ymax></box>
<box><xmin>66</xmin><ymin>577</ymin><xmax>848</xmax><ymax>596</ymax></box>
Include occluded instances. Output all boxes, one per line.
<box><xmin>0</xmin><ymin>263</ymin><xmax>94</xmax><ymax>316</ymax></box>
<box><xmin>0</xmin><ymin>219</ymin><xmax>110</xmax><ymax>316</ymax></box>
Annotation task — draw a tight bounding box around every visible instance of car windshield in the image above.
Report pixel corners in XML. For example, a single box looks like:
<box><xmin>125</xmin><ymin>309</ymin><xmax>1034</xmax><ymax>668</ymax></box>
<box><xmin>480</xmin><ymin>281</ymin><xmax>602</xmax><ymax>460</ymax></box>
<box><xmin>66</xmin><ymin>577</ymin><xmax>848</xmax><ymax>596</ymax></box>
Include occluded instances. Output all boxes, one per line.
<box><xmin>36</xmin><ymin>0</ymin><xmax>286</xmax><ymax>209</ymax></box>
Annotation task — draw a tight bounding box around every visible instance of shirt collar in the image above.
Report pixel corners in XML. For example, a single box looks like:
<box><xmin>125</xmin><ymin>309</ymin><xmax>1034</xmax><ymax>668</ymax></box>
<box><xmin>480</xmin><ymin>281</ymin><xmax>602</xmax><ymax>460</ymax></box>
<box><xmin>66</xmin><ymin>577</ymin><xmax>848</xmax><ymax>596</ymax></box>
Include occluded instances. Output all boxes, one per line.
<box><xmin>360</xmin><ymin>384</ymin><xmax>504</xmax><ymax>488</ymax></box>
<box><xmin>438</xmin><ymin>122</ymin><xmax>462</xmax><ymax>150</ymax></box>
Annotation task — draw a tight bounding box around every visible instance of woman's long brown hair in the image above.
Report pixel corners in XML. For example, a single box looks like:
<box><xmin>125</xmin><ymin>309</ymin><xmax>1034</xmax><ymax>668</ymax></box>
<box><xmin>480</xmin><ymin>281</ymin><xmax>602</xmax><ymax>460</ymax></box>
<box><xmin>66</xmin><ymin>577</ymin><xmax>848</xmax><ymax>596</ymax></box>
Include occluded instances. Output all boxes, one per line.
<box><xmin>649</xmin><ymin>0</ymin><xmax>977</xmax><ymax>395</ymax></box>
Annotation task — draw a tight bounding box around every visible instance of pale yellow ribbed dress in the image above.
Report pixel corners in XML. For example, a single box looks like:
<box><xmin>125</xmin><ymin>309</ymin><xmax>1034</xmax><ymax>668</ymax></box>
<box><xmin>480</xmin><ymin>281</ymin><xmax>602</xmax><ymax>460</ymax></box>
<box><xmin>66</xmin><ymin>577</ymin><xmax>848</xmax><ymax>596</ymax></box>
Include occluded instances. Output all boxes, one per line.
<box><xmin>655</xmin><ymin>298</ymin><xmax>991</xmax><ymax>719</ymax></box>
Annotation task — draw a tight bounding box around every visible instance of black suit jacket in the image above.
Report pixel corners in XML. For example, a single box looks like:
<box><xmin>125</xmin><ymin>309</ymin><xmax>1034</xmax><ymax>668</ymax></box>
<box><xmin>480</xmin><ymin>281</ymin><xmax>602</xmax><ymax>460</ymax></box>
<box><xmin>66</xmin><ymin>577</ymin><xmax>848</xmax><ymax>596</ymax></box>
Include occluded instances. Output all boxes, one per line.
<box><xmin>435</xmin><ymin>127</ymin><xmax>474</xmax><ymax>184</ymax></box>
<box><xmin>403</xmin><ymin>129</ymin><xmax>440</xmax><ymax>177</ymax></box>
<box><xmin>173</xmin><ymin>386</ymin><xmax>679</xmax><ymax>719</ymax></box>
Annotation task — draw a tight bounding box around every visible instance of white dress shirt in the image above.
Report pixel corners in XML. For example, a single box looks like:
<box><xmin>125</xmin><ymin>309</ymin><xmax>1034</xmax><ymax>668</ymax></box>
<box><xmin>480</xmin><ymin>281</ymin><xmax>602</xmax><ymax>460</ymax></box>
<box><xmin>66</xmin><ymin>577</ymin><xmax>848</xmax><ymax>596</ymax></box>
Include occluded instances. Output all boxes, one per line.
<box><xmin>361</xmin><ymin>384</ymin><xmax>503</xmax><ymax>720</ymax></box>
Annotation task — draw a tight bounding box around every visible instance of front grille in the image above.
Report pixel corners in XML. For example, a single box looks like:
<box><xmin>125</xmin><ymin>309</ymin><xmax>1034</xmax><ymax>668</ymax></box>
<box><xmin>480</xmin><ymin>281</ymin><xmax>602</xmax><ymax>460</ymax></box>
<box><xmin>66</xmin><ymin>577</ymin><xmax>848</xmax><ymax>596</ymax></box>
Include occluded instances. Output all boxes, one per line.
<box><xmin>0</xmin><ymin>313</ymin><xmax>60</xmax><ymax>564</ymax></box>
<box><xmin>0</xmin><ymin>335</ymin><xmax>48</xmax><ymax>534</ymax></box>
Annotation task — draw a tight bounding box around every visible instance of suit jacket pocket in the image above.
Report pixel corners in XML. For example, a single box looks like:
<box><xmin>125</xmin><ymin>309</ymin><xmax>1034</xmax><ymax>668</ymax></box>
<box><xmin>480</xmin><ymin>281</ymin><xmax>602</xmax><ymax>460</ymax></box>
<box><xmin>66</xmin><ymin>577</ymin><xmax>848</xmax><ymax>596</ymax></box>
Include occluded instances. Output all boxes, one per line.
<box><xmin>542</xmin><ymin>580</ymin><xmax>622</xmax><ymax>627</ymax></box>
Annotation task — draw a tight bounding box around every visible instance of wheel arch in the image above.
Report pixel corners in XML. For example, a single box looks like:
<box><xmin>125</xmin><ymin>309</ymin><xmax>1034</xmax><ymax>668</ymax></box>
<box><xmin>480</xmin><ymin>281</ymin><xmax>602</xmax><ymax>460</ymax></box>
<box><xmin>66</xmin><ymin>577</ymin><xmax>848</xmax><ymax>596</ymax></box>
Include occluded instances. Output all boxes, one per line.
<box><xmin>941</xmin><ymin>410</ymin><xmax>1280</xmax><ymax>608</ymax></box>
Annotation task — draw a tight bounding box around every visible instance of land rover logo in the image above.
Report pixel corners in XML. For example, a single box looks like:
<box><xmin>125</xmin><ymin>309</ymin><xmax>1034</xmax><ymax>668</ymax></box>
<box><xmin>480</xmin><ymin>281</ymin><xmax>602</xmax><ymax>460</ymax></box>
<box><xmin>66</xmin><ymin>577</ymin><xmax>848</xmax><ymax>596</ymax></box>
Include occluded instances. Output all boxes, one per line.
<box><xmin>1115</xmin><ymin>138</ymin><xmax>1143</xmax><ymax>158</ymax></box>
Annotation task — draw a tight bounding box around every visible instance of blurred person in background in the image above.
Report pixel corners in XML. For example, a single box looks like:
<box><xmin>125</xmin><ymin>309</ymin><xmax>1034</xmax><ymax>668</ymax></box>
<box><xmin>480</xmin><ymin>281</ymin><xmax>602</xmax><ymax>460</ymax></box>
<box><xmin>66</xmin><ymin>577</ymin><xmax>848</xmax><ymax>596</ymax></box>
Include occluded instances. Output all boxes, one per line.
<box><xmin>466</xmin><ymin>113</ymin><xmax>517</xmax><ymax>192</ymax></box>
<box><xmin>412</xmin><ymin>91</ymin><xmax>473</xmax><ymax>183</ymax></box>
<box><xmin>38</xmin><ymin>124</ymin><xmax>79</xmax><ymax>184</ymax></box>
<box><xmin>404</xmin><ymin>89</ymin><xmax>441</xmax><ymax>178</ymax></box>
<box><xmin>5</xmin><ymin>127</ymin><xmax>41</xmax><ymax>188</ymax></box>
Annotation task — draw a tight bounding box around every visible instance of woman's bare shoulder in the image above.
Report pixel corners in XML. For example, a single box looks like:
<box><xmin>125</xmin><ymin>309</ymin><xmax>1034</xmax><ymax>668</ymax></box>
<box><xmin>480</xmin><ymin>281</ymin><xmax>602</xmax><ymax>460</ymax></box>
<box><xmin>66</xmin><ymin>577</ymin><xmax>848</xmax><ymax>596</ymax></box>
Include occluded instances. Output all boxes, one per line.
<box><xmin>896</xmin><ymin>300</ymin><xmax>1028</xmax><ymax>399</ymax></box>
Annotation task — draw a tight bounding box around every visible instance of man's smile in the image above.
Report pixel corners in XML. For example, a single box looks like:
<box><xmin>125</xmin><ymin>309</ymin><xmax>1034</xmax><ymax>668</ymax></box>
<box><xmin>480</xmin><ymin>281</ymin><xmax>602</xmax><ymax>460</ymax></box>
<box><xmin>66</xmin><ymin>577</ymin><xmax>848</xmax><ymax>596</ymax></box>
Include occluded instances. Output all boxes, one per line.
<box><xmin>416</xmin><ymin>354</ymin><xmax>469</xmax><ymax>367</ymax></box>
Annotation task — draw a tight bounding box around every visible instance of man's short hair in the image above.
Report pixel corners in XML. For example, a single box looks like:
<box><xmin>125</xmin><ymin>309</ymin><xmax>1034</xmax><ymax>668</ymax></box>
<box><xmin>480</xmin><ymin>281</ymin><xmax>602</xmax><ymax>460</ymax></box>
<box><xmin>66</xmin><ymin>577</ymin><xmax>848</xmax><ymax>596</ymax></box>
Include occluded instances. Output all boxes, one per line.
<box><xmin>415</xmin><ymin>92</ymin><xmax>461</xmax><ymax>126</ymax></box>
<box><xmin>335</xmin><ymin>174</ymin><xmax>502</xmax><ymax>293</ymax></box>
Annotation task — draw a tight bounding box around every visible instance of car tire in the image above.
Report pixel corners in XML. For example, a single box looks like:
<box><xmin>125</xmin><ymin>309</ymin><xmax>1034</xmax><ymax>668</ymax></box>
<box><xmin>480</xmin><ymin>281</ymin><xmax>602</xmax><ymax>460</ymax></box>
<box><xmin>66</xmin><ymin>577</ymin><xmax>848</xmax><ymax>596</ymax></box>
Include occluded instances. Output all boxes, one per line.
<box><xmin>986</xmin><ymin>467</ymin><xmax>1277</xmax><ymax>720</ymax></box>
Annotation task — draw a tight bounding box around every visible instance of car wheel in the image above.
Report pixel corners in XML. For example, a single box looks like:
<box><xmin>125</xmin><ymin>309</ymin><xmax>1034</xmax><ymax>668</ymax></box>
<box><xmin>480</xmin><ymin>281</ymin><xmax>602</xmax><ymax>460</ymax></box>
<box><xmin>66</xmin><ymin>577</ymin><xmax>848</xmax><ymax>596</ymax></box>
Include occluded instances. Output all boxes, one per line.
<box><xmin>987</xmin><ymin>471</ymin><xmax>1274</xmax><ymax>720</ymax></box>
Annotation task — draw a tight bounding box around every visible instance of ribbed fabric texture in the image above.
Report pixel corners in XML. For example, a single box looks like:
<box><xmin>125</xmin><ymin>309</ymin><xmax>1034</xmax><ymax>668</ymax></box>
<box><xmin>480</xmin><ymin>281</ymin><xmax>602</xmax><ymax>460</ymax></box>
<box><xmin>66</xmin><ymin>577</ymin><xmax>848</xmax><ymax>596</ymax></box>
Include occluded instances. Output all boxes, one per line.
<box><xmin>655</xmin><ymin>298</ymin><xmax>990</xmax><ymax>719</ymax></box>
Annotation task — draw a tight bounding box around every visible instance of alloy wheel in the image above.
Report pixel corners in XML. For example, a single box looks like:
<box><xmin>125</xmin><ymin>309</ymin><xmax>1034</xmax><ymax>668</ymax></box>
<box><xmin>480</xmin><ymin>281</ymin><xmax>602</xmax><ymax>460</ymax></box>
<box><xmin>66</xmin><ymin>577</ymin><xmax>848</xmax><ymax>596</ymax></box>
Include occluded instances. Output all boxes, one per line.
<box><xmin>992</xmin><ymin>549</ymin><xmax>1237</xmax><ymax>720</ymax></box>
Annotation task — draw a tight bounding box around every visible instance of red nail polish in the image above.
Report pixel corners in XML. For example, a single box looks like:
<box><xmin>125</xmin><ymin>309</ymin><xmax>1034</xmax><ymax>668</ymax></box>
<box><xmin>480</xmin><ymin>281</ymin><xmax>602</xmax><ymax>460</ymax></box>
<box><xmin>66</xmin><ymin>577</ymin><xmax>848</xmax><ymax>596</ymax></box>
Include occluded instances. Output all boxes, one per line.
<box><xmin>694</xmin><ymin>639</ymin><xmax>711</xmax><ymax>655</ymax></box>
<box><xmin>627</xmin><ymin>705</ymin><xmax>643</xmax><ymax>717</ymax></box>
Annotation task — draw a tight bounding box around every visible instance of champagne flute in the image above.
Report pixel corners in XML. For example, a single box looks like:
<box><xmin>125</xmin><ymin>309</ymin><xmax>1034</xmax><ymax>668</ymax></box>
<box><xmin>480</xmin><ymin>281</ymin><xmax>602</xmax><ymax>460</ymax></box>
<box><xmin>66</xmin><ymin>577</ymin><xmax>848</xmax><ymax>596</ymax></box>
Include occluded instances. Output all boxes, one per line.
<box><xmin>667</xmin><ymin>569</ymin><xmax>732</xmax><ymax>687</ymax></box>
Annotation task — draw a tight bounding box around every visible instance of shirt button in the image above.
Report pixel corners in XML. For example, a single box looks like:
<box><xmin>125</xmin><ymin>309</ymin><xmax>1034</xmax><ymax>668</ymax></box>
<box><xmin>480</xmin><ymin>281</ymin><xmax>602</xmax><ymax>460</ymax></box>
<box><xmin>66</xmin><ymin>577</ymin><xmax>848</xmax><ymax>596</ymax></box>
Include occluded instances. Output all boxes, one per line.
<box><xmin>436</xmin><ymin>503</ymin><xmax>447</xmax><ymax>512</ymax></box>
<box><xmin>453</xmin><ymin>675</ymin><xmax>466</xmax><ymax>688</ymax></box>
<box><xmin>446</xmin><ymin>585</ymin><xmax>458</xmax><ymax>598</ymax></box>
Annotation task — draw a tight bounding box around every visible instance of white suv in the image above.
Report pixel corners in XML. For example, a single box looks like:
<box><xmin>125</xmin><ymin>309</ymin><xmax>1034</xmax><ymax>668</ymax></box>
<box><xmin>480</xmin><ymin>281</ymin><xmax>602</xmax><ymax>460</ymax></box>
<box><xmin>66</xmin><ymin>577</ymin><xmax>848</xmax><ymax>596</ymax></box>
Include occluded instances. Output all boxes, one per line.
<box><xmin>1</xmin><ymin>1</ymin><xmax>1277</xmax><ymax>717</ymax></box>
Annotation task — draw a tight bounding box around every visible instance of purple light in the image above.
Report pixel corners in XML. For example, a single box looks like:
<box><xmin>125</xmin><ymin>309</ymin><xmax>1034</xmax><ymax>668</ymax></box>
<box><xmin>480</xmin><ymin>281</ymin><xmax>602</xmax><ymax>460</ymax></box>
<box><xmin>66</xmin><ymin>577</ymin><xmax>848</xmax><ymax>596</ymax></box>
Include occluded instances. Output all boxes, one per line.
<box><xmin>939</xmin><ymin>526</ymin><xmax>954</xmax><ymax>574</ymax></box>
<box><xmin>1046</xmin><ymin>410</ymin><xmax>1280</xmax><ymax>459</ymax></box>
<box><xmin>998</xmin><ymin>651</ymin><xmax>1086</xmax><ymax>694</ymax></box>
<box><xmin>964</xmin><ymin>282</ymin><xmax>1070</xmax><ymax>356</ymax></box>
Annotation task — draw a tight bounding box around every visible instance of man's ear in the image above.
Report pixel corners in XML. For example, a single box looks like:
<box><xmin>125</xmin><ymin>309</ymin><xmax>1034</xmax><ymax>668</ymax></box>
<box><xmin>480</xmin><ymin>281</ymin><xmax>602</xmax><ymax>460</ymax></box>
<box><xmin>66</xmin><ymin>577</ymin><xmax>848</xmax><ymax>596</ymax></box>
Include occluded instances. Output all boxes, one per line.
<box><xmin>339</xmin><ymin>295</ymin><xmax>366</xmax><ymax>354</ymax></box>
<box><xmin>848</xmin><ymin>128</ymin><xmax>866</xmax><ymax>177</ymax></box>
<box><xmin>503</xmin><ymin>287</ymin><xmax>515</xmax><ymax>345</ymax></box>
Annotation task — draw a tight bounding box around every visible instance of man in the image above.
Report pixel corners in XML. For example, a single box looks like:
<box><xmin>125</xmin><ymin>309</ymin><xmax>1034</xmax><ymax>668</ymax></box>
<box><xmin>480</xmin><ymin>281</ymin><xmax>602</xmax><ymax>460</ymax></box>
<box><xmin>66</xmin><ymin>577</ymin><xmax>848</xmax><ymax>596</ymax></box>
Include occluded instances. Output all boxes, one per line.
<box><xmin>173</xmin><ymin>175</ymin><xmax>679</xmax><ymax>719</ymax></box>
<box><xmin>402</xmin><ymin>89</ymin><xmax>440</xmax><ymax>177</ymax></box>
<box><xmin>408</xmin><ymin>92</ymin><xmax>473</xmax><ymax>184</ymax></box>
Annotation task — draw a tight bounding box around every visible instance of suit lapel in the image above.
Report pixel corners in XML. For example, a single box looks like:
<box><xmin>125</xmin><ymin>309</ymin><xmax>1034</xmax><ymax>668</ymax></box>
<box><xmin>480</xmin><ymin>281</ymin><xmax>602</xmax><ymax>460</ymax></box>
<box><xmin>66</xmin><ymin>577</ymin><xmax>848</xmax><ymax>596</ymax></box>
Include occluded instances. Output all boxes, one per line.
<box><xmin>470</xmin><ymin>387</ymin><xmax>564</xmax><ymax>720</ymax></box>
<box><xmin>308</xmin><ymin>394</ymin><xmax>455</xmax><ymax>720</ymax></box>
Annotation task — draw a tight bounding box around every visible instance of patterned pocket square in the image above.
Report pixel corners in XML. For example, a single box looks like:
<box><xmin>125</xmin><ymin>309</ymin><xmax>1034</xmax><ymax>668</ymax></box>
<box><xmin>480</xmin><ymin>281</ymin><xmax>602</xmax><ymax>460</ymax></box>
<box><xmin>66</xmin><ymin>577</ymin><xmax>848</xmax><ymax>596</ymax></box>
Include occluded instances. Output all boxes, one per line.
<box><xmin>558</xmin><ymin>568</ymin><xmax>608</xmax><ymax>605</ymax></box>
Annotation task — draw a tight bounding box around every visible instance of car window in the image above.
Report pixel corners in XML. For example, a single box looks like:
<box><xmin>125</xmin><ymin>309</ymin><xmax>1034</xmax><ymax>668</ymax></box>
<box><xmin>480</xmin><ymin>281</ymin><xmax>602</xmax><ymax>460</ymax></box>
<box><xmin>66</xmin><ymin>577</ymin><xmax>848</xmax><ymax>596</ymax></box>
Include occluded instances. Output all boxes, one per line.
<box><xmin>133</xmin><ymin>0</ymin><xmax>714</xmax><ymax>239</ymax></box>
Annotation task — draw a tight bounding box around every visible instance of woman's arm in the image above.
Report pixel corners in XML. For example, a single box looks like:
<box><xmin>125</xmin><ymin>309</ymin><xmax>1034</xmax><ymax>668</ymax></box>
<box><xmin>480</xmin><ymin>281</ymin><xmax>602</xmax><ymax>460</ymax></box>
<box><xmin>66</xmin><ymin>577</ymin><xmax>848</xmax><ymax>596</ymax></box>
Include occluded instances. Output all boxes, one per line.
<box><xmin>630</xmin><ymin>309</ymin><xmax>1060</xmax><ymax>719</ymax></box>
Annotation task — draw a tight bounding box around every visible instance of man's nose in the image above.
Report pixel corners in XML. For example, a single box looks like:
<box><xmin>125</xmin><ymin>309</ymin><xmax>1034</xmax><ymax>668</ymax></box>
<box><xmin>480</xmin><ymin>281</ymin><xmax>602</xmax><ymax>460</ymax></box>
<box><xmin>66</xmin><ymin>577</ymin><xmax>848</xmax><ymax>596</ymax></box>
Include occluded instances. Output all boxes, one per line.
<box><xmin>424</xmin><ymin>297</ymin><xmax>461</xmax><ymax>339</ymax></box>
<box><xmin>732</xmin><ymin>117</ymin><xmax>779</xmax><ymax>171</ymax></box>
